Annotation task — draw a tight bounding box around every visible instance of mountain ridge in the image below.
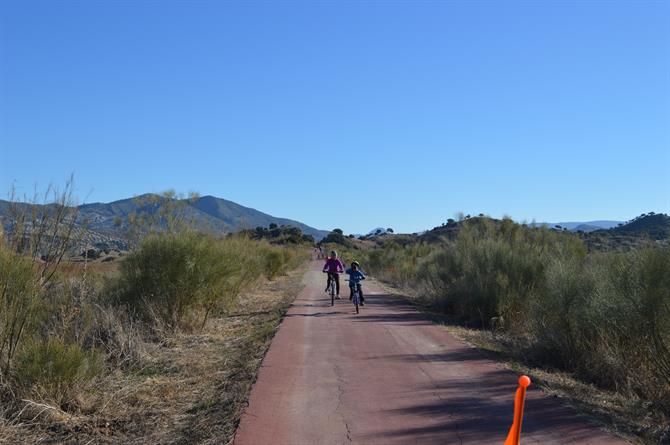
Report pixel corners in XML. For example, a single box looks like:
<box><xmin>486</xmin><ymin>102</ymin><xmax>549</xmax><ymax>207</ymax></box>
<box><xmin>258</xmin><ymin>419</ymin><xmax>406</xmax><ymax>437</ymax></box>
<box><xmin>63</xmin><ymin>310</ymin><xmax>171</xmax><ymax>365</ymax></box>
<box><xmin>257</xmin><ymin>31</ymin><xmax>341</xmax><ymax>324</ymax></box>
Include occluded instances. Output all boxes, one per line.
<box><xmin>0</xmin><ymin>194</ymin><xmax>329</xmax><ymax>246</ymax></box>
<box><xmin>532</xmin><ymin>220</ymin><xmax>622</xmax><ymax>232</ymax></box>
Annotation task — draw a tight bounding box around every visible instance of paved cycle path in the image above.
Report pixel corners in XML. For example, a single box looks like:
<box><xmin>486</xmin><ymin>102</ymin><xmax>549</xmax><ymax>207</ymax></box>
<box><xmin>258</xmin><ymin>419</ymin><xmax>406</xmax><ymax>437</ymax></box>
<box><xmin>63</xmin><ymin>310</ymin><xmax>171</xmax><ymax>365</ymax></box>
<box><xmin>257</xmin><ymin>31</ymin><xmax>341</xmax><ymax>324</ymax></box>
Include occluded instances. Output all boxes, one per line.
<box><xmin>233</xmin><ymin>260</ymin><xmax>629</xmax><ymax>445</ymax></box>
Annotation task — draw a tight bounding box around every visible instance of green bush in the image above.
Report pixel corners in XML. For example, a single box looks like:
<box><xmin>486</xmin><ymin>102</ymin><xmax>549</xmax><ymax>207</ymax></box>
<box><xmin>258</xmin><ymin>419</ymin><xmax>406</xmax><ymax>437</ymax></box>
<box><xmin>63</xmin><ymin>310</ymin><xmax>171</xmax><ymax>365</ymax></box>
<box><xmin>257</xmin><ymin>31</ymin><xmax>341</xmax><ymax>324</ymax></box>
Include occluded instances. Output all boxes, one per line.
<box><xmin>592</xmin><ymin>248</ymin><xmax>670</xmax><ymax>405</ymax></box>
<box><xmin>15</xmin><ymin>337</ymin><xmax>103</xmax><ymax>409</ymax></box>
<box><xmin>113</xmin><ymin>232</ymin><xmax>238</xmax><ymax>329</ymax></box>
<box><xmin>530</xmin><ymin>254</ymin><xmax>597</xmax><ymax>369</ymax></box>
<box><xmin>363</xmin><ymin>242</ymin><xmax>435</xmax><ymax>289</ymax></box>
<box><xmin>111</xmin><ymin>232</ymin><xmax>304</xmax><ymax>329</ymax></box>
<box><xmin>264</xmin><ymin>250</ymin><xmax>284</xmax><ymax>280</ymax></box>
<box><xmin>0</xmin><ymin>242</ymin><xmax>108</xmax><ymax>414</ymax></box>
<box><xmin>412</xmin><ymin>219</ymin><xmax>555</xmax><ymax>326</ymax></box>
<box><xmin>0</xmin><ymin>248</ymin><xmax>40</xmax><ymax>374</ymax></box>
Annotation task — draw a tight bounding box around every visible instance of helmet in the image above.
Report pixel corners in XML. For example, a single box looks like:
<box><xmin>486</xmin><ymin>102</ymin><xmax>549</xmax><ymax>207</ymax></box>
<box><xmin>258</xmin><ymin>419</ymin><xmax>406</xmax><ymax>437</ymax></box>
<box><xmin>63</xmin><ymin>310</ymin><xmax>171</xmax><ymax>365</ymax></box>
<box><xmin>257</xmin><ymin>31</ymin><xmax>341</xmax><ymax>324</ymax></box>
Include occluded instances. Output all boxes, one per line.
<box><xmin>351</xmin><ymin>261</ymin><xmax>360</xmax><ymax>267</ymax></box>
<box><xmin>330</xmin><ymin>250</ymin><xmax>337</xmax><ymax>257</ymax></box>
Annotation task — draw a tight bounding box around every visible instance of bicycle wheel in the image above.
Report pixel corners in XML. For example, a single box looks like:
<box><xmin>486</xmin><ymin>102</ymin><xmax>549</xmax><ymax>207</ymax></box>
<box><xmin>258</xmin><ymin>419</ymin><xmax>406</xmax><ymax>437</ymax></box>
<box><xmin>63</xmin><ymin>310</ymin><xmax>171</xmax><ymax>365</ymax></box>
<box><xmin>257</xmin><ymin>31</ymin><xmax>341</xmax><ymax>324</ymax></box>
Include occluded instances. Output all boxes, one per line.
<box><xmin>354</xmin><ymin>290</ymin><xmax>359</xmax><ymax>314</ymax></box>
<box><xmin>330</xmin><ymin>280</ymin><xmax>335</xmax><ymax>306</ymax></box>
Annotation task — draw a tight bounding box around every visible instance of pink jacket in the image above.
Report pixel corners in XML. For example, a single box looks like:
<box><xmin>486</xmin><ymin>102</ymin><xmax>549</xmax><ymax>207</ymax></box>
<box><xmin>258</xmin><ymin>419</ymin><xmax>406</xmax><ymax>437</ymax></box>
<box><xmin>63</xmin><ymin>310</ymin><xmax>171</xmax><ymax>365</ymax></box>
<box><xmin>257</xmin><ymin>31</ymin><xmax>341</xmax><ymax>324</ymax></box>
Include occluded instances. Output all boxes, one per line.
<box><xmin>323</xmin><ymin>258</ymin><xmax>344</xmax><ymax>273</ymax></box>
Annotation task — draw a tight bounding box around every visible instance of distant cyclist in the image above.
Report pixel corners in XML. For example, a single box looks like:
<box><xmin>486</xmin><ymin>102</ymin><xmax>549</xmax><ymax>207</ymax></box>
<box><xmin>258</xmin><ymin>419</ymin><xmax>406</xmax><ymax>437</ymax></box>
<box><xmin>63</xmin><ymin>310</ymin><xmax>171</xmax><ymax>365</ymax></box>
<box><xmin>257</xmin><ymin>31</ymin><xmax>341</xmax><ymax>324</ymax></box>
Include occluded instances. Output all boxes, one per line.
<box><xmin>346</xmin><ymin>261</ymin><xmax>366</xmax><ymax>305</ymax></box>
<box><xmin>323</xmin><ymin>250</ymin><xmax>344</xmax><ymax>299</ymax></box>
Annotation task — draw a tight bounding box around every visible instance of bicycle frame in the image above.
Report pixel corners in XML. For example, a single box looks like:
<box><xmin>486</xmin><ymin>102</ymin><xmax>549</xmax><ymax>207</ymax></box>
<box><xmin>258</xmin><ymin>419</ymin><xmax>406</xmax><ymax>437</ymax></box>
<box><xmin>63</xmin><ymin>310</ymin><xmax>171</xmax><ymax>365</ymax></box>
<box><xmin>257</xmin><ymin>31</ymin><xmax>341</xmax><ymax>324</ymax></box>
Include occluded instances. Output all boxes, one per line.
<box><xmin>352</xmin><ymin>286</ymin><xmax>360</xmax><ymax>314</ymax></box>
<box><xmin>347</xmin><ymin>279</ymin><xmax>362</xmax><ymax>314</ymax></box>
<box><xmin>326</xmin><ymin>272</ymin><xmax>338</xmax><ymax>306</ymax></box>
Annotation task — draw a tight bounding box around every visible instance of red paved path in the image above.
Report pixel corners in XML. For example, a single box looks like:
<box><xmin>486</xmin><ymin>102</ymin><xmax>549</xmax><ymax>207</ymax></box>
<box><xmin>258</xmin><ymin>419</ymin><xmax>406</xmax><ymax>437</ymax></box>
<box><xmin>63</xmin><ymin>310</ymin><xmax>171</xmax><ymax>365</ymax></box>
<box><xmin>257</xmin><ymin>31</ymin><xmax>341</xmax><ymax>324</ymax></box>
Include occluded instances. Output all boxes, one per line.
<box><xmin>234</xmin><ymin>260</ymin><xmax>629</xmax><ymax>445</ymax></box>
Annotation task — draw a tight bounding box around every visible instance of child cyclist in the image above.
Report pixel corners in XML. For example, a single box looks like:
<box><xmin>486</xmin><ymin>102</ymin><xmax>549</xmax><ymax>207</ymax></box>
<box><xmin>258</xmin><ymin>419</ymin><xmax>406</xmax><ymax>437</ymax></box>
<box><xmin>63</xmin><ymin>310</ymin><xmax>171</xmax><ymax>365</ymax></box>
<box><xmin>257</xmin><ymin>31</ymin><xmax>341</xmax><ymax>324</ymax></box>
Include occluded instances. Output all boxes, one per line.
<box><xmin>346</xmin><ymin>261</ymin><xmax>366</xmax><ymax>305</ymax></box>
<box><xmin>323</xmin><ymin>250</ymin><xmax>345</xmax><ymax>299</ymax></box>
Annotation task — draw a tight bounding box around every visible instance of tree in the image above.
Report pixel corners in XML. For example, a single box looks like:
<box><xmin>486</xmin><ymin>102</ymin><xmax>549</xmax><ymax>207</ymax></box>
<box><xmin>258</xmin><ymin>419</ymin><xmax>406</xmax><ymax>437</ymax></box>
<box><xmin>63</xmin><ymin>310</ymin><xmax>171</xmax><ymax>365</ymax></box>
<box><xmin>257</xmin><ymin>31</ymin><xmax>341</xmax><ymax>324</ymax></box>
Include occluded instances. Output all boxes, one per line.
<box><xmin>387</xmin><ymin>228</ymin><xmax>394</xmax><ymax>233</ymax></box>
<box><xmin>322</xmin><ymin>229</ymin><xmax>348</xmax><ymax>246</ymax></box>
<box><xmin>269</xmin><ymin>223</ymin><xmax>278</xmax><ymax>230</ymax></box>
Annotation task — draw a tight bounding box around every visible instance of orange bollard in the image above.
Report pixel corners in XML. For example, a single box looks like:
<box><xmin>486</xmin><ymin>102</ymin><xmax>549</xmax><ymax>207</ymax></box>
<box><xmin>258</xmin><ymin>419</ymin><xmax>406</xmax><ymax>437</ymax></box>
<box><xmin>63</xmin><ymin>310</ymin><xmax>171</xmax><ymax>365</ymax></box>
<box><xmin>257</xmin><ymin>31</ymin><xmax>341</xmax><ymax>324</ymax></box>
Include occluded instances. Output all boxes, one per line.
<box><xmin>504</xmin><ymin>375</ymin><xmax>531</xmax><ymax>445</ymax></box>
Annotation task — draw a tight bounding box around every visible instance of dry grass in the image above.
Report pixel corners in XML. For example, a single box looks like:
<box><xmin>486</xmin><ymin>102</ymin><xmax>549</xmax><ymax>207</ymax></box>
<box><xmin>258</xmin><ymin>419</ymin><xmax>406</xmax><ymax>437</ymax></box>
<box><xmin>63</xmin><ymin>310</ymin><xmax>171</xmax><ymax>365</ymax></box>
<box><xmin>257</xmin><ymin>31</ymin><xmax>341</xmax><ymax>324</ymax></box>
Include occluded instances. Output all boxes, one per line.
<box><xmin>0</xmin><ymin>268</ymin><xmax>303</xmax><ymax>444</ymax></box>
<box><xmin>57</xmin><ymin>258</ymin><xmax>121</xmax><ymax>280</ymax></box>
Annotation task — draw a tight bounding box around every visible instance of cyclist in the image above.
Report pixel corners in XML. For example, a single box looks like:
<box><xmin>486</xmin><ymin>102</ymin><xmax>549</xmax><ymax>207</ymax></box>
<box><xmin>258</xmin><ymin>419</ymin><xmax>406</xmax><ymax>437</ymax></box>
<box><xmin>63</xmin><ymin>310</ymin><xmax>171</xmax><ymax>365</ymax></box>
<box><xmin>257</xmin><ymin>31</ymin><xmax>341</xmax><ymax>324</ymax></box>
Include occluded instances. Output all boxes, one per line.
<box><xmin>323</xmin><ymin>250</ymin><xmax>344</xmax><ymax>299</ymax></box>
<box><xmin>346</xmin><ymin>261</ymin><xmax>366</xmax><ymax>305</ymax></box>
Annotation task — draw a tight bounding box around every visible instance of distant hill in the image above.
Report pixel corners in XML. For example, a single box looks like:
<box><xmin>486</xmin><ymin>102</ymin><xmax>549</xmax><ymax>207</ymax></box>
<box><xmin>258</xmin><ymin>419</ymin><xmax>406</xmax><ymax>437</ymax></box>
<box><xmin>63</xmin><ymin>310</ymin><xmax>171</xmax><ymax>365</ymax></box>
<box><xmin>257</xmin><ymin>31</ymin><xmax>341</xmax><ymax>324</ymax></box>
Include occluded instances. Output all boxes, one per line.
<box><xmin>597</xmin><ymin>213</ymin><xmax>670</xmax><ymax>240</ymax></box>
<box><xmin>0</xmin><ymin>194</ymin><xmax>329</xmax><ymax>252</ymax></box>
<box><xmin>411</xmin><ymin>214</ymin><xmax>670</xmax><ymax>251</ymax></box>
<box><xmin>532</xmin><ymin>220</ymin><xmax>622</xmax><ymax>232</ymax></box>
<box><xmin>578</xmin><ymin>213</ymin><xmax>669</xmax><ymax>251</ymax></box>
<box><xmin>189</xmin><ymin>195</ymin><xmax>328</xmax><ymax>240</ymax></box>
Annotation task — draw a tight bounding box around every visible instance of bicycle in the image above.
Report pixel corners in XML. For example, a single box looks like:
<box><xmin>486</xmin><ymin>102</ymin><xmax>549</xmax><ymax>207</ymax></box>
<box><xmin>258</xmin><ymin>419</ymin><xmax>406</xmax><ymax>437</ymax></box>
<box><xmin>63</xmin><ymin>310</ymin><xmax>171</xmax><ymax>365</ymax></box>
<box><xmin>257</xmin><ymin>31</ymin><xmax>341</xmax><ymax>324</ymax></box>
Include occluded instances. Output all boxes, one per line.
<box><xmin>325</xmin><ymin>271</ymin><xmax>337</xmax><ymax>306</ymax></box>
<box><xmin>346</xmin><ymin>280</ymin><xmax>362</xmax><ymax>314</ymax></box>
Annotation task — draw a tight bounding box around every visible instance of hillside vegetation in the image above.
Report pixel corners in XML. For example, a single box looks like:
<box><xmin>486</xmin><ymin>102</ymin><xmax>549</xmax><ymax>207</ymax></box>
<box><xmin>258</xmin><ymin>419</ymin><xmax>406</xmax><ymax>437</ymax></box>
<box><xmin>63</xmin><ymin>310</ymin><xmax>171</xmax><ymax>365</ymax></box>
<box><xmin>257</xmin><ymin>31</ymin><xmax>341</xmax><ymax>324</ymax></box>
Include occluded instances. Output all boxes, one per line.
<box><xmin>239</xmin><ymin>223</ymin><xmax>316</xmax><ymax>245</ymax></box>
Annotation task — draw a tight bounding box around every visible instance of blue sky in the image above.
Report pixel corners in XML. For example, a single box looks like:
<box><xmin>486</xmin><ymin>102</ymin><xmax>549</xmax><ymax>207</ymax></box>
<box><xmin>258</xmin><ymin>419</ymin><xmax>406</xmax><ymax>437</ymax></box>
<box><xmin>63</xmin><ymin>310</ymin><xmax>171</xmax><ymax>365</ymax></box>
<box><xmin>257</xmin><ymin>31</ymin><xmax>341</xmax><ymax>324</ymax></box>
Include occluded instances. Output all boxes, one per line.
<box><xmin>1</xmin><ymin>1</ymin><xmax>668</xmax><ymax>233</ymax></box>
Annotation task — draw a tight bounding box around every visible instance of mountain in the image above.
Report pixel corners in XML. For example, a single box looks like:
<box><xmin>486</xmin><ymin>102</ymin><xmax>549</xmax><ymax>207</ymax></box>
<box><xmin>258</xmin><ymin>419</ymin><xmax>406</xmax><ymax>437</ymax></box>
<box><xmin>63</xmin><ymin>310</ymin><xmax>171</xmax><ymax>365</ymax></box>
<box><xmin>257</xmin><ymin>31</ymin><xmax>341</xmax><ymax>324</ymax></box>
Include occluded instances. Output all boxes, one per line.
<box><xmin>532</xmin><ymin>220</ymin><xmax>622</xmax><ymax>232</ymax></box>
<box><xmin>416</xmin><ymin>214</ymin><xmax>669</xmax><ymax>250</ymax></box>
<box><xmin>600</xmin><ymin>213</ymin><xmax>670</xmax><ymax>240</ymax></box>
<box><xmin>0</xmin><ymin>194</ymin><xmax>329</xmax><ymax>250</ymax></box>
<box><xmin>578</xmin><ymin>213</ymin><xmax>670</xmax><ymax>251</ymax></box>
<box><xmin>190</xmin><ymin>195</ymin><xmax>327</xmax><ymax>239</ymax></box>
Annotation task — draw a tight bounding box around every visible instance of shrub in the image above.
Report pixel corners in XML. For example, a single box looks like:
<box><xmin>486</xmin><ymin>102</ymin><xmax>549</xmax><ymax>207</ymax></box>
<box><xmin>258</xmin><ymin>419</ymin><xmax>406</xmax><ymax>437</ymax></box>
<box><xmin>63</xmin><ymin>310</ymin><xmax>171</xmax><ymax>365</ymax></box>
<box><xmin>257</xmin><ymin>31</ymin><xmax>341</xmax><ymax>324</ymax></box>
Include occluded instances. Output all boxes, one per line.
<box><xmin>14</xmin><ymin>337</ymin><xmax>103</xmax><ymax>409</ymax></box>
<box><xmin>111</xmin><ymin>232</ymin><xmax>303</xmax><ymax>330</ymax></box>
<box><xmin>412</xmin><ymin>219</ymin><xmax>584</xmax><ymax>327</ymax></box>
<box><xmin>264</xmin><ymin>250</ymin><xmax>283</xmax><ymax>280</ymax></box>
<box><xmin>0</xmin><ymin>248</ymin><xmax>40</xmax><ymax>374</ymax></box>
<box><xmin>112</xmin><ymin>231</ymin><xmax>239</xmax><ymax>329</ymax></box>
<box><xmin>530</xmin><ymin>253</ymin><xmax>597</xmax><ymax>369</ymax></box>
<box><xmin>88</xmin><ymin>303</ymin><xmax>148</xmax><ymax>369</ymax></box>
<box><xmin>592</xmin><ymin>248</ymin><xmax>670</xmax><ymax>406</ymax></box>
<box><xmin>364</xmin><ymin>217</ymin><xmax>670</xmax><ymax>409</ymax></box>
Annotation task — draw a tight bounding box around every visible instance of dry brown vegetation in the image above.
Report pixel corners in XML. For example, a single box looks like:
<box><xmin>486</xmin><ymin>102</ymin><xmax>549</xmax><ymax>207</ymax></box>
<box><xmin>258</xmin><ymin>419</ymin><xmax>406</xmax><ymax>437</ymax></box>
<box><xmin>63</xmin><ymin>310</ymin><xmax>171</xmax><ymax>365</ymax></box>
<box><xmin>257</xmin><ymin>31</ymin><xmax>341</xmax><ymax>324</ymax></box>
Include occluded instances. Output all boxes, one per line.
<box><xmin>0</xmin><ymin>261</ymin><xmax>303</xmax><ymax>445</ymax></box>
<box><xmin>0</xmin><ymin>186</ymin><xmax>309</xmax><ymax>444</ymax></box>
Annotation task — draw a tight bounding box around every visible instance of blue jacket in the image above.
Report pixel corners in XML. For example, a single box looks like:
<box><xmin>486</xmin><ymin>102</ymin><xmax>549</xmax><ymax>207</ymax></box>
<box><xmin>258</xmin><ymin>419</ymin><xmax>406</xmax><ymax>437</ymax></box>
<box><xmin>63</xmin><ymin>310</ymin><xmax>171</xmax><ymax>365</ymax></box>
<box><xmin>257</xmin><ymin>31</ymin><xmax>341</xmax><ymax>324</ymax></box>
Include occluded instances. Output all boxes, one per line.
<box><xmin>346</xmin><ymin>268</ymin><xmax>366</xmax><ymax>286</ymax></box>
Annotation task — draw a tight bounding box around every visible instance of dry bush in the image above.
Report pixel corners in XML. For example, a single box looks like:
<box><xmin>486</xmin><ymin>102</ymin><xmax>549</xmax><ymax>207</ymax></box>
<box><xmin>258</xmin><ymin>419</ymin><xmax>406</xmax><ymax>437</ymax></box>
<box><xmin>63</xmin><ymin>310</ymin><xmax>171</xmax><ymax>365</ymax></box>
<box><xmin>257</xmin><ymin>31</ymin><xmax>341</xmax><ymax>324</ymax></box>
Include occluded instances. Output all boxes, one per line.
<box><xmin>0</xmin><ymin>183</ymin><xmax>310</xmax><ymax>438</ymax></box>
<box><xmin>4</xmin><ymin>177</ymin><xmax>80</xmax><ymax>285</ymax></box>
